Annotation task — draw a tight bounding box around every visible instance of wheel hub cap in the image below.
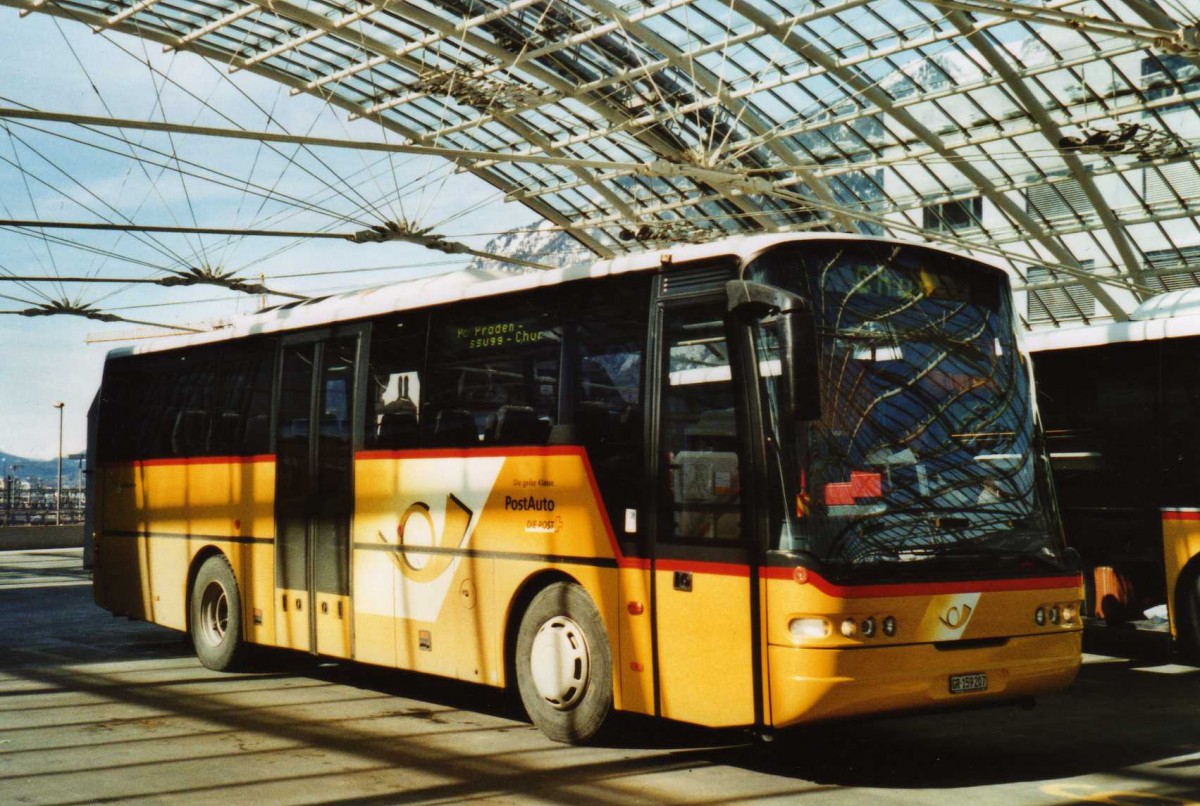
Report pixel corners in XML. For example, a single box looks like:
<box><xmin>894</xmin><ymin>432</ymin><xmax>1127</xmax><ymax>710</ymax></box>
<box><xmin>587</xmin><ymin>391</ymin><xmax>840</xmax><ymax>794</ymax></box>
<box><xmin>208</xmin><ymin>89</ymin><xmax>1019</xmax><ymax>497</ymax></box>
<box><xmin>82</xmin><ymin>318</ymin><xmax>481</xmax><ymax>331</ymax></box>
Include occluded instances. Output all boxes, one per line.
<box><xmin>529</xmin><ymin>616</ymin><xmax>590</xmax><ymax>710</ymax></box>
<box><xmin>199</xmin><ymin>581</ymin><xmax>228</xmax><ymax>647</ymax></box>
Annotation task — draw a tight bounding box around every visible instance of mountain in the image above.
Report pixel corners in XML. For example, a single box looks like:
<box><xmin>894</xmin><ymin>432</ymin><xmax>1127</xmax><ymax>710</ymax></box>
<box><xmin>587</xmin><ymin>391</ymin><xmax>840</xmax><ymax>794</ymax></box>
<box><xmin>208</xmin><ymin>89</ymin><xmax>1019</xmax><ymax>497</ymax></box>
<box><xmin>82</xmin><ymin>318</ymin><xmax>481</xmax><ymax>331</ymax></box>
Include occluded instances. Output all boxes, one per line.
<box><xmin>465</xmin><ymin>221</ymin><xmax>592</xmax><ymax>275</ymax></box>
<box><xmin>0</xmin><ymin>451</ymin><xmax>82</xmax><ymax>484</ymax></box>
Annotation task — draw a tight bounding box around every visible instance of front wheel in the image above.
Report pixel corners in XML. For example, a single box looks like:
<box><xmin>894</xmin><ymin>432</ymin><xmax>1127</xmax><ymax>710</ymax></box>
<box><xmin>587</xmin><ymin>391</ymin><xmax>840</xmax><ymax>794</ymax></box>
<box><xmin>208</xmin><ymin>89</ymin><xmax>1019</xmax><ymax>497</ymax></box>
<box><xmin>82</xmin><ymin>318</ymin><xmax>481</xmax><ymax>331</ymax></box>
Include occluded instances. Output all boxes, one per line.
<box><xmin>189</xmin><ymin>555</ymin><xmax>245</xmax><ymax>671</ymax></box>
<box><xmin>515</xmin><ymin>582</ymin><xmax>613</xmax><ymax>743</ymax></box>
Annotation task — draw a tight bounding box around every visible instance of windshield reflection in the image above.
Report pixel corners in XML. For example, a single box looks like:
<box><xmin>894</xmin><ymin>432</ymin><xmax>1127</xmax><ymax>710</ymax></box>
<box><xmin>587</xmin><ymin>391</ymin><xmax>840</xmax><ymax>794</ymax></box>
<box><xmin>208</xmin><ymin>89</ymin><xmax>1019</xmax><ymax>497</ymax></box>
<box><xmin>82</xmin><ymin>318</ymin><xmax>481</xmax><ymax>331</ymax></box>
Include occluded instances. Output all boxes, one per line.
<box><xmin>747</xmin><ymin>241</ymin><xmax>1065</xmax><ymax>577</ymax></box>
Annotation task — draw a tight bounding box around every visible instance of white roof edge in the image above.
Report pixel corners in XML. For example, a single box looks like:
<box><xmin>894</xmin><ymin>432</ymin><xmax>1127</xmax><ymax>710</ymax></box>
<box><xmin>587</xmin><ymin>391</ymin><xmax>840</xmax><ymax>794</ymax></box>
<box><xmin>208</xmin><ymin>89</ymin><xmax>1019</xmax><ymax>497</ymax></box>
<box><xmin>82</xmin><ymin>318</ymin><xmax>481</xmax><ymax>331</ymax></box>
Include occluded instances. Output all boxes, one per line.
<box><xmin>1026</xmin><ymin>290</ymin><xmax>1200</xmax><ymax>353</ymax></box>
<box><xmin>1024</xmin><ymin>316</ymin><xmax>1200</xmax><ymax>353</ymax></box>
<box><xmin>109</xmin><ymin>232</ymin><xmax>1003</xmax><ymax>359</ymax></box>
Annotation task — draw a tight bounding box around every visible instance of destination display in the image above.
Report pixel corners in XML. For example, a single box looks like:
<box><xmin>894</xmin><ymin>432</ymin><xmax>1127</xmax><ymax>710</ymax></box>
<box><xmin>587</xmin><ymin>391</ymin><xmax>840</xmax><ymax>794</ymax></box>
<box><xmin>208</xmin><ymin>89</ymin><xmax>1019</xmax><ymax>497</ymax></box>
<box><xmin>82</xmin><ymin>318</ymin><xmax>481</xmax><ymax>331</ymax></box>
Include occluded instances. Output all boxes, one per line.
<box><xmin>446</xmin><ymin>316</ymin><xmax>553</xmax><ymax>353</ymax></box>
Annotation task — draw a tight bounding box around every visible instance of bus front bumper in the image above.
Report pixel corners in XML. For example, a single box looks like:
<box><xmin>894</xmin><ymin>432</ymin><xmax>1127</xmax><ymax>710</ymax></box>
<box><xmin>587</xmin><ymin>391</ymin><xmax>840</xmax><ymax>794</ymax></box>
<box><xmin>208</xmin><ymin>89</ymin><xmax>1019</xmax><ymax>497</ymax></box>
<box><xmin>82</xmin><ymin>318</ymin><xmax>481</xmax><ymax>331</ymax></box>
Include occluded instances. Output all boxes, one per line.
<box><xmin>768</xmin><ymin>631</ymin><xmax>1082</xmax><ymax>728</ymax></box>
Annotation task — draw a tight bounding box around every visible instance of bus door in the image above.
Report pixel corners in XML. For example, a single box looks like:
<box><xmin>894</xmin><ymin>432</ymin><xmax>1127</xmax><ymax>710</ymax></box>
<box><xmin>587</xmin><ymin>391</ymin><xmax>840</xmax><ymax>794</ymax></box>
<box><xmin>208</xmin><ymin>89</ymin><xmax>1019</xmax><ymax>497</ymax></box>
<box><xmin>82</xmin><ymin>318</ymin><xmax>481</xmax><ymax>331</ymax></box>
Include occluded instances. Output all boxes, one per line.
<box><xmin>275</xmin><ymin>328</ymin><xmax>364</xmax><ymax>658</ymax></box>
<box><xmin>650</xmin><ymin>296</ymin><xmax>757</xmax><ymax>727</ymax></box>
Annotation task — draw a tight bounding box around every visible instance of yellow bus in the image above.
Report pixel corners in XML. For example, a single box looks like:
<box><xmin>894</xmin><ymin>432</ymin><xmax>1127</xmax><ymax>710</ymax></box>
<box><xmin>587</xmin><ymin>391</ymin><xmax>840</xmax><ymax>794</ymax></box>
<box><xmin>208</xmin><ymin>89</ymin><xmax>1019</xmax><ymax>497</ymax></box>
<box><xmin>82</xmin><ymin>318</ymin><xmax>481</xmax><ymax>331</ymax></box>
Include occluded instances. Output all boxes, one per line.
<box><xmin>1029</xmin><ymin>290</ymin><xmax>1200</xmax><ymax>654</ymax></box>
<box><xmin>90</xmin><ymin>234</ymin><xmax>1082</xmax><ymax>742</ymax></box>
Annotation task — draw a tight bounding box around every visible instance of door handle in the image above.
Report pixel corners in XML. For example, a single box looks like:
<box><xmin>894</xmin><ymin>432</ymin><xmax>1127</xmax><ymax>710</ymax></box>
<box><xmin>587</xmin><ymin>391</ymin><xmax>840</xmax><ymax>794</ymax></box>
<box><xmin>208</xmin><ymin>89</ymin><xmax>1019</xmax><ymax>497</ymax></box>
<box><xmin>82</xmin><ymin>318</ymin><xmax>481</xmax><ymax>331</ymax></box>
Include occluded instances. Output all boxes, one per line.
<box><xmin>673</xmin><ymin>571</ymin><xmax>693</xmax><ymax>592</ymax></box>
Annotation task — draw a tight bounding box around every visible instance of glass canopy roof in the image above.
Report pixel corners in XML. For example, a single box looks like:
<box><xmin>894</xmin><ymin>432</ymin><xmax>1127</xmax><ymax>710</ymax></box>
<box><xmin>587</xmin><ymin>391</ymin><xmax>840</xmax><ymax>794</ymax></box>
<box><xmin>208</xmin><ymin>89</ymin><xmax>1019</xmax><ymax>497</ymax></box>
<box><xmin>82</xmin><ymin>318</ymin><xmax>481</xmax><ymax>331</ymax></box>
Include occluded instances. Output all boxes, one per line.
<box><xmin>3</xmin><ymin>0</ymin><xmax>1198</xmax><ymax>329</ymax></box>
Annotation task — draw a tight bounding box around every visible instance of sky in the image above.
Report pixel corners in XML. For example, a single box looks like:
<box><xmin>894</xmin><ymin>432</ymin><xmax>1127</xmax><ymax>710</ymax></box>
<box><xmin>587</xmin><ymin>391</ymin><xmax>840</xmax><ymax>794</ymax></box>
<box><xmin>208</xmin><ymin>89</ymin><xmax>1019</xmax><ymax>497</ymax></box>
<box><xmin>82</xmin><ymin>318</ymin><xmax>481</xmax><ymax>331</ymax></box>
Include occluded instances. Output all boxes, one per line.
<box><xmin>0</xmin><ymin>12</ymin><xmax>542</xmax><ymax>460</ymax></box>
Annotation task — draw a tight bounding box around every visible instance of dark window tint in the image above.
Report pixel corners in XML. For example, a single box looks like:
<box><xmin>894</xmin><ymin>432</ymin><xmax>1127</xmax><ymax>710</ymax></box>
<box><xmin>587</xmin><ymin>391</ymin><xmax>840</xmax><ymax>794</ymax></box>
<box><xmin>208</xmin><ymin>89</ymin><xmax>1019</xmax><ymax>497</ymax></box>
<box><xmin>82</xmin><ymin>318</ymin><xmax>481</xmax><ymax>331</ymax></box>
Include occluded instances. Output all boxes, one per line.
<box><xmin>425</xmin><ymin>292</ymin><xmax>563</xmax><ymax>447</ymax></box>
<box><xmin>365</xmin><ymin>313</ymin><xmax>426</xmax><ymax>450</ymax></box>
<box><xmin>1036</xmin><ymin>342</ymin><xmax>1158</xmax><ymax>510</ymax></box>
<box><xmin>314</xmin><ymin>337</ymin><xmax>357</xmax><ymax>595</ymax></box>
<box><xmin>573</xmin><ymin>275</ymin><xmax>649</xmax><ymax>534</ymax></box>
<box><xmin>98</xmin><ymin>339</ymin><xmax>275</xmax><ymax>462</ymax></box>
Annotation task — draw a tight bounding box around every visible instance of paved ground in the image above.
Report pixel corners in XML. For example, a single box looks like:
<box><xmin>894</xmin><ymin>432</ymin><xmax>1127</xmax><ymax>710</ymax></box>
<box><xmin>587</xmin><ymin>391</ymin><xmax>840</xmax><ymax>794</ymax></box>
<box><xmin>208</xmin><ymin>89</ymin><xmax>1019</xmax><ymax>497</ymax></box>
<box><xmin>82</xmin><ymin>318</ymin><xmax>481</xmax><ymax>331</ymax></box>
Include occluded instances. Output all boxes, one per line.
<box><xmin>1</xmin><ymin>548</ymin><xmax>1198</xmax><ymax>805</ymax></box>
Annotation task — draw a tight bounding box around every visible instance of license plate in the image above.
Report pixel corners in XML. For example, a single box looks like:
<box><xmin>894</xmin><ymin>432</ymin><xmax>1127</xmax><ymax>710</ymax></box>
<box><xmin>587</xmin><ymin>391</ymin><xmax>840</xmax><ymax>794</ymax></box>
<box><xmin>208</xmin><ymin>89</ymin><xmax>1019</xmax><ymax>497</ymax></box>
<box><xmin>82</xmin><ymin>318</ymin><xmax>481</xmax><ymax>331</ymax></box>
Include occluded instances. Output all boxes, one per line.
<box><xmin>949</xmin><ymin>672</ymin><xmax>988</xmax><ymax>694</ymax></box>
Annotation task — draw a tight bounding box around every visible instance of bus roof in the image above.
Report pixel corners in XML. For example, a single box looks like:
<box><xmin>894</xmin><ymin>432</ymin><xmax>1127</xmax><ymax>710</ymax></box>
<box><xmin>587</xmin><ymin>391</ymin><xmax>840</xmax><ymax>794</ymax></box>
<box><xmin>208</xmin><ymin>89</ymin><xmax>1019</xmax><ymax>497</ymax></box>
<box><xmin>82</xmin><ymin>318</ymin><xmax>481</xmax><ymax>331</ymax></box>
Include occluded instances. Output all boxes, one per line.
<box><xmin>108</xmin><ymin>232</ymin><xmax>998</xmax><ymax>359</ymax></box>
<box><xmin>1026</xmin><ymin>288</ymin><xmax>1200</xmax><ymax>353</ymax></box>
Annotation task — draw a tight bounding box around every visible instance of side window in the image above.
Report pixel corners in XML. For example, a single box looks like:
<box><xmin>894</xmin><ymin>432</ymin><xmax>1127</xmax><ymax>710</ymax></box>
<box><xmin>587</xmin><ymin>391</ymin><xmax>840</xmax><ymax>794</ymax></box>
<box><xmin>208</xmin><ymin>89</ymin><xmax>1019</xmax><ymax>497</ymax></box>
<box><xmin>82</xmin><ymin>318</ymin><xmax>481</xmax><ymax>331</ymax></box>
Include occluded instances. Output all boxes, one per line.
<box><xmin>178</xmin><ymin>360</ymin><xmax>216</xmax><ymax>457</ymax></box>
<box><xmin>365</xmin><ymin>314</ymin><xmax>426</xmax><ymax>450</ymax></box>
<box><xmin>573</xmin><ymin>276</ymin><xmax>649</xmax><ymax>535</ymax></box>
<box><xmin>99</xmin><ymin>343</ymin><xmax>274</xmax><ymax>462</ymax></box>
<box><xmin>209</xmin><ymin>341</ymin><xmax>275</xmax><ymax>456</ymax></box>
<box><xmin>660</xmin><ymin>302</ymin><xmax>742</xmax><ymax>543</ymax></box>
<box><xmin>426</xmin><ymin>293</ymin><xmax>563</xmax><ymax>447</ymax></box>
<box><xmin>98</xmin><ymin>361</ymin><xmax>138</xmax><ymax>463</ymax></box>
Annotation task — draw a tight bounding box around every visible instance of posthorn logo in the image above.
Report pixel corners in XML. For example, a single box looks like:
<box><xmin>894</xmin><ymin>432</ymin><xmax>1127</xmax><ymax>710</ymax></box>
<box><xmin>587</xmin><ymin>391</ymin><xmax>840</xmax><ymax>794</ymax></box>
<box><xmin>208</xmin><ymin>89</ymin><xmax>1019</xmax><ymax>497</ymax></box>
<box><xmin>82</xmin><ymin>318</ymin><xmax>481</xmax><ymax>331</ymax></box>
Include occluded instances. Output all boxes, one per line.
<box><xmin>939</xmin><ymin>603</ymin><xmax>974</xmax><ymax>630</ymax></box>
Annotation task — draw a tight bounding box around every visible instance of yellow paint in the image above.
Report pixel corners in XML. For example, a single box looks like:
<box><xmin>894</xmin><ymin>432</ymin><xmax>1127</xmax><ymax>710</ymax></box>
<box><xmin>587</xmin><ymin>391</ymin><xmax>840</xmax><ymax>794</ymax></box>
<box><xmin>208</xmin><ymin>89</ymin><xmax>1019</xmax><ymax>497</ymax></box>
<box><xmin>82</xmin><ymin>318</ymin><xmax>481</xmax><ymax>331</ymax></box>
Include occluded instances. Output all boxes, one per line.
<box><xmin>655</xmin><ymin>568</ymin><xmax>755</xmax><ymax>726</ymax></box>
<box><xmin>768</xmin><ymin>631</ymin><xmax>1081</xmax><ymax>726</ymax></box>
<box><xmin>1162</xmin><ymin>515</ymin><xmax>1200</xmax><ymax>638</ymax></box>
<box><xmin>276</xmin><ymin>587</ymin><xmax>311</xmax><ymax>652</ymax></box>
<box><xmin>314</xmin><ymin>592</ymin><xmax>351</xmax><ymax>658</ymax></box>
<box><xmin>617</xmin><ymin>566</ymin><xmax>655</xmax><ymax>716</ymax></box>
<box><xmin>763</xmin><ymin>575</ymin><xmax>1083</xmax><ymax>726</ymax></box>
<box><xmin>95</xmin><ymin>449</ymin><xmax>1083</xmax><ymax>732</ymax></box>
<box><xmin>96</xmin><ymin>460</ymin><xmax>277</xmax><ymax>644</ymax></box>
<box><xmin>763</xmin><ymin>577</ymin><xmax>1084</xmax><ymax>649</ymax></box>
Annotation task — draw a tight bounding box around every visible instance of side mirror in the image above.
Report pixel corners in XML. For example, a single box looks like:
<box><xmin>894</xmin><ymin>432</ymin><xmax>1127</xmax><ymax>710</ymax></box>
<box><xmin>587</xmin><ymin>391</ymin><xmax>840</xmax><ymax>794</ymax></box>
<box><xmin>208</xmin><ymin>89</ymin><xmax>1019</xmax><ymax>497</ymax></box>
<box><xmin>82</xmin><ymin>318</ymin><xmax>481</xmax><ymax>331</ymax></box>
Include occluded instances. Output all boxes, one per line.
<box><xmin>1062</xmin><ymin>546</ymin><xmax>1082</xmax><ymax>573</ymax></box>
<box><xmin>726</xmin><ymin>280</ymin><xmax>821</xmax><ymax>421</ymax></box>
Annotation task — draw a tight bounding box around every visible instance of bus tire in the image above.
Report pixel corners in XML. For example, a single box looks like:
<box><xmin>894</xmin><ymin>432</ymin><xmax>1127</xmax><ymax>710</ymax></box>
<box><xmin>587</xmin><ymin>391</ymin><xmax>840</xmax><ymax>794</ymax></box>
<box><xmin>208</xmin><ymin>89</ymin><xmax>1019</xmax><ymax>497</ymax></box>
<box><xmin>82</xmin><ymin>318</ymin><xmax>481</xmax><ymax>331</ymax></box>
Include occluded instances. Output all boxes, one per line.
<box><xmin>189</xmin><ymin>555</ymin><xmax>245</xmax><ymax>672</ymax></box>
<box><xmin>515</xmin><ymin>582</ymin><xmax>612</xmax><ymax>744</ymax></box>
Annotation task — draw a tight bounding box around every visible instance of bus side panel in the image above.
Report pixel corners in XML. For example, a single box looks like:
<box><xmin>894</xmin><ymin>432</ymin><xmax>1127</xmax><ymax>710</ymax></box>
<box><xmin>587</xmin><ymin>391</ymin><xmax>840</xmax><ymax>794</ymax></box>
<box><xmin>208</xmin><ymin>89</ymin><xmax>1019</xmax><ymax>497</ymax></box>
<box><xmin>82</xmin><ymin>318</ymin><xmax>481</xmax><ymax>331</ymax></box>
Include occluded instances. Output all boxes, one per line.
<box><xmin>98</xmin><ymin>459</ymin><xmax>277</xmax><ymax>644</ymax></box>
<box><xmin>95</xmin><ymin>462</ymin><xmax>147</xmax><ymax>619</ymax></box>
<box><xmin>764</xmin><ymin>576</ymin><xmax>1083</xmax><ymax>726</ymax></box>
<box><xmin>654</xmin><ymin>566</ymin><xmax>755</xmax><ymax>726</ymax></box>
<box><xmin>352</xmin><ymin>450</ymin><xmax>626</xmax><ymax>700</ymax></box>
<box><xmin>617</xmin><ymin>566</ymin><xmax>655</xmax><ymax>716</ymax></box>
<box><xmin>474</xmin><ymin>451</ymin><xmax>622</xmax><ymax>703</ymax></box>
<box><xmin>1162</xmin><ymin>512</ymin><xmax>1200</xmax><ymax>639</ymax></box>
<box><xmin>354</xmin><ymin>455</ymin><xmax>508</xmax><ymax>681</ymax></box>
<box><xmin>143</xmin><ymin>460</ymin><xmax>276</xmax><ymax>640</ymax></box>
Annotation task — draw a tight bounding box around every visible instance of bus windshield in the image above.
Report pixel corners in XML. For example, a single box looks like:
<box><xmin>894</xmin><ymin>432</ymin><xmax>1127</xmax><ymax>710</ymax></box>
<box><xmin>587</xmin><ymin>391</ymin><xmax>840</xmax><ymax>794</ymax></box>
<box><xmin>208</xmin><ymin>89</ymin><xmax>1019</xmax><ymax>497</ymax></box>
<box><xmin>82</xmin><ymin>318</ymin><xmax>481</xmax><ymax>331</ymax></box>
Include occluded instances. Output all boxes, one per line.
<box><xmin>746</xmin><ymin>241</ymin><xmax>1066</xmax><ymax>578</ymax></box>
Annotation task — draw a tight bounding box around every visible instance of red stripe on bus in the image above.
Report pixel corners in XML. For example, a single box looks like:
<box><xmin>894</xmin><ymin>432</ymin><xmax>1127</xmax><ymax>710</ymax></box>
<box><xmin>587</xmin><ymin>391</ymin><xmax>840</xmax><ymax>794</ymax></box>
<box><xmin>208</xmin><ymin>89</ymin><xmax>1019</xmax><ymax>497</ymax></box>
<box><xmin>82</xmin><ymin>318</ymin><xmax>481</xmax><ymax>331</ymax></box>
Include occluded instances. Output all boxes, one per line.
<box><xmin>618</xmin><ymin>558</ymin><xmax>651</xmax><ymax>571</ymax></box>
<box><xmin>655</xmin><ymin>559</ymin><xmax>751</xmax><ymax>577</ymax></box>
<box><xmin>1161</xmin><ymin>510</ymin><xmax>1200</xmax><ymax>521</ymax></box>
<box><xmin>760</xmin><ymin>567</ymin><xmax>1081</xmax><ymax>597</ymax></box>
<box><xmin>106</xmin><ymin>454</ymin><xmax>275</xmax><ymax>468</ymax></box>
<box><xmin>356</xmin><ymin>446</ymin><xmax>589</xmax><ymax>461</ymax></box>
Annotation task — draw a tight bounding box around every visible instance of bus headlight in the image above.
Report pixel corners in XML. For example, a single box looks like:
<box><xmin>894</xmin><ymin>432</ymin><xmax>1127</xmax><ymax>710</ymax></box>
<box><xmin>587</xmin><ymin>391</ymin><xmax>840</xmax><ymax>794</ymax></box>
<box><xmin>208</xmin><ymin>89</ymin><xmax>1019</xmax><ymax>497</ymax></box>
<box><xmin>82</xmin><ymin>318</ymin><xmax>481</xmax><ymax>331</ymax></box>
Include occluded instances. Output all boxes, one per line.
<box><xmin>840</xmin><ymin>618</ymin><xmax>859</xmax><ymax>638</ymax></box>
<box><xmin>788</xmin><ymin>618</ymin><xmax>830</xmax><ymax>641</ymax></box>
<box><xmin>1034</xmin><ymin>607</ymin><xmax>1046</xmax><ymax>626</ymax></box>
<box><xmin>882</xmin><ymin>616</ymin><xmax>897</xmax><ymax>637</ymax></box>
<box><xmin>1061</xmin><ymin>604</ymin><xmax>1079</xmax><ymax>625</ymax></box>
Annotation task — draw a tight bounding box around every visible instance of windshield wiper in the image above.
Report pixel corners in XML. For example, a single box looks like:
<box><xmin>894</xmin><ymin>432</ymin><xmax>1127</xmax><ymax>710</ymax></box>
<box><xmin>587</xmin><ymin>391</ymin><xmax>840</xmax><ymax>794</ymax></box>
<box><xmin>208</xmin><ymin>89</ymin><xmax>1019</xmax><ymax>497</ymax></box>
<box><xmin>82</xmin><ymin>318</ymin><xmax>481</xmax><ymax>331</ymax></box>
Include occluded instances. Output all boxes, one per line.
<box><xmin>907</xmin><ymin>544</ymin><xmax>1068</xmax><ymax>572</ymax></box>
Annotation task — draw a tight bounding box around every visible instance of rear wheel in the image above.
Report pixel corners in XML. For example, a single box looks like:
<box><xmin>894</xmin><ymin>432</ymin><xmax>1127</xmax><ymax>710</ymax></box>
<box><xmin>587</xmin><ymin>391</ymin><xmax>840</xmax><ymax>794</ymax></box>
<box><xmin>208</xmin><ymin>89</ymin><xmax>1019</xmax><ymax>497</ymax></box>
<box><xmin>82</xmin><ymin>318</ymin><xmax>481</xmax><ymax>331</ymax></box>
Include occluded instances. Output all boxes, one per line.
<box><xmin>515</xmin><ymin>582</ymin><xmax>612</xmax><ymax>743</ymax></box>
<box><xmin>190</xmin><ymin>555</ymin><xmax>245</xmax><ymax>671</ymax></box>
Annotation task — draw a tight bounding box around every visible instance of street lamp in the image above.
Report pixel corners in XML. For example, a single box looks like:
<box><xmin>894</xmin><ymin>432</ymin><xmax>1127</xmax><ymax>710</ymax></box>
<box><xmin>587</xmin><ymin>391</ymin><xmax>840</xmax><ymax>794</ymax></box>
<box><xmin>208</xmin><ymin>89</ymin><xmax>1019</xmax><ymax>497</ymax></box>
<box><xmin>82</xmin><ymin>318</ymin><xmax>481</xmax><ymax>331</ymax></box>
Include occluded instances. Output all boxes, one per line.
<box><xmin>53</xmin><ymin>402</ymin><xmax>64</xmax><ymax>527</ymax></box>
<box><xmin>8</xmin><ymin>463</ymin><xmax>21</xmax><ymax>526</ymax></box>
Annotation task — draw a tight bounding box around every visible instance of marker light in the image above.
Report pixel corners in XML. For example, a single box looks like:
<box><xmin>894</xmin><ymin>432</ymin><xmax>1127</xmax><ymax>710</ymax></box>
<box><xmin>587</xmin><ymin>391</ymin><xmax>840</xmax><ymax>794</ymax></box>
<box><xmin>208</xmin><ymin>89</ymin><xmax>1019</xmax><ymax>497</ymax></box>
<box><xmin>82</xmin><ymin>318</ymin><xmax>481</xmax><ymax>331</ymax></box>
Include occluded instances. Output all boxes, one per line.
<box><xmin>1034</xmin><ymin>607</ymin><xmax>1046</xmax><ymax>626</ymax></box>
<box><xmin>840</xmin><ymin>618</ymin><xmax>859</xmax><ymax>638</ymax></box>
<box><xmin>861</xmin><ymin>617</ymin><xmax>877</xmax><ymax>638</ymax></box>
<box><xmin>883</xmin><ymin>616</ymin><xmax>897</xmax><ymax>637</ymax></box>
<box><xmin>789</xmin><ymin>618</ymin><xmax>830</xmax><ymax>641</ymax></box>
